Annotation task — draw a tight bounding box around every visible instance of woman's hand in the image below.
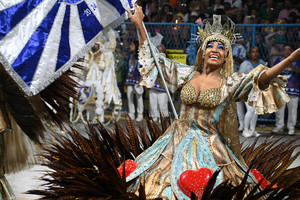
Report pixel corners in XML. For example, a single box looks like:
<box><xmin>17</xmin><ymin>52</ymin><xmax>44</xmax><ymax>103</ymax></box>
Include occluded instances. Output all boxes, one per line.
<box><xmin>128</xmin><ymin>4</ymin><xmax>147</xmax><ymax>47</ymax></box>
<box><xmin>259</xmin><ymin>48</ymin><xmax>300</xmax><ymax>86</ymax></box>
<box><xmin>288</xmin><ymin>48</ymin><xmax>300</xmax><ymax>64</ymax></box>
<box><xmin>128</xmin><ymin>4</ymin><xmax>144</xmax><ymax>26</ymax></box>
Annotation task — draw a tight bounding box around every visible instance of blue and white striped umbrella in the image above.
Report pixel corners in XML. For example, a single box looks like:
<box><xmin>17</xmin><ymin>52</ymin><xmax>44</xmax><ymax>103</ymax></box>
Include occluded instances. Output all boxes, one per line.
<box><xmin>0</xmin><ymin>0</ymin><xmax>135</xmax><ymax>96</ymax></box>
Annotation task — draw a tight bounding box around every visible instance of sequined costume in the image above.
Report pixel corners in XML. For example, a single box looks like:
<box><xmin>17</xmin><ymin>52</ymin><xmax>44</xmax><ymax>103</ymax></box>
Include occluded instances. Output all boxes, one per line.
<box><xmin>125</xmin><ymin>39</ymin><xmax>289</xmax><ymax>199</ymax></box>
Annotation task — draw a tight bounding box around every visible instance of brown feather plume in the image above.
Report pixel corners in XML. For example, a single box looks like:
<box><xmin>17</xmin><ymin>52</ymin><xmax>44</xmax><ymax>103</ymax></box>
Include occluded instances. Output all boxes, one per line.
<box><xmin>0</xmin><ymin>63</ymin><xmax>44</xmax><ymax>143</ymax></box>
<box><xmin>28</xmin><ymin>116</ymin><xmax>300</xmax><ymax>199</ymax></box>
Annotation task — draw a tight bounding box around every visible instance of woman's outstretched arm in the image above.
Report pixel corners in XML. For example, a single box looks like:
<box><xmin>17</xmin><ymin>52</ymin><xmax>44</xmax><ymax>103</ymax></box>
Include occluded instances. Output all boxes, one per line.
<box><xmin>128</xmin><ymin>4</ymin><xmax>147</xmax><ymax>47</ymax></box>
<box><xmin>259</xmin><ymin>48</ymin><xmax>300</xmax><ymax>86</ymax></box>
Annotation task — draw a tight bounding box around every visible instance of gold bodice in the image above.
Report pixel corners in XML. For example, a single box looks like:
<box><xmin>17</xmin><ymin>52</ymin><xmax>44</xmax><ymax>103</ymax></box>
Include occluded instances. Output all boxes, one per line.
<box><xmin>180</xmin><ymin>82</ymin><xmax>221</xmax><ymax>108</ymax></box>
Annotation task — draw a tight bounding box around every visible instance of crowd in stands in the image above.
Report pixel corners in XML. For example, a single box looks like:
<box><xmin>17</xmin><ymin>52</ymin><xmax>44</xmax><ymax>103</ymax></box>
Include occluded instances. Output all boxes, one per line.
<box><xmin>114</xmin><ymin>0</ymin><xmax>300</xmax><ymax>136</ymax></box>
<box><xmin>139</xmin><ymin>0</ymin><xmax>300</xmax><ymax>24</ymax></box>
<box><xmin>127</xmin><ymin>0</ymin><xmax>300</xmax><ymax>66</ymax></box>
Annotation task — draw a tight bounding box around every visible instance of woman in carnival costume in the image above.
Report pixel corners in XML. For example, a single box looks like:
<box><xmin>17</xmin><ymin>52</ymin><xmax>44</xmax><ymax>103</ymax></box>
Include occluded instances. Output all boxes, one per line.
<box><xmin>125</xmin><ymin>4</ymin><xmax>300</xmax><ymax>199</ymax></box>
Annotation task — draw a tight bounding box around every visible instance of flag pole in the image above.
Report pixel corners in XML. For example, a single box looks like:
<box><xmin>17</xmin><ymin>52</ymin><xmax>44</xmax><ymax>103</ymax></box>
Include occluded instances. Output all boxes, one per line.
<box><xmin>141</xmin><ymin>22</ymin><xmax>179</xmax><ymax>119</ymax></box>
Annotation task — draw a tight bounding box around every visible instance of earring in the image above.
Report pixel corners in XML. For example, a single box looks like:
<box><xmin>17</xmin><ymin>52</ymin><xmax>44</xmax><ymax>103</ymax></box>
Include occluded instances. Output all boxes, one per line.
<box><xmin>220</xmin><ymin>67</ymin><xmax>224</xmax><ymax>76</ymax></box>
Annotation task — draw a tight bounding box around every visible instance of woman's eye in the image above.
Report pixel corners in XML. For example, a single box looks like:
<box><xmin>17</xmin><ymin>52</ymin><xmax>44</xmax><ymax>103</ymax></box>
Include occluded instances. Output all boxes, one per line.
<box><xmin>207</xmin><ymin>43</ymin><xmax>214</xmax><ymax>48</ymax></box>
<box><xmin>218</xmin><ymin>44</ymin><xmax>224</xmax><ymax>50</ymax></box>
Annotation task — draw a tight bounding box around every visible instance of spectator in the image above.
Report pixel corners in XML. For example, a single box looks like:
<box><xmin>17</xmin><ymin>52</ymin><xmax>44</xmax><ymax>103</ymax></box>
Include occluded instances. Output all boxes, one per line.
<box><xmin>250</xmin><ymin>9</ymin><xmax>261</xmax><ymax>24</ymax></box>
<box><xmin>258</xmin><ymin>0</ymin><xmax>279</xmax><ymax>21</ymax></box>
<box><xmin>272</xmin><ymin>44</ymin><xmax>300</xmax><ymax>135</ymax></box>
<box><xmin>175</xmin><ymin>12</ymin><xmax>185</xmax><ymax>23</ymax></box>
<box><xmin>234</xmin><ymin>10</ymin><xmax>244</xmax><ymax>24</ymax></box>
<box><xmin>162</xmin><ymin>2</ymin><xmax>173</xmax><ymax>13</ymax></box>
<box><xmin>177</xmin><ymin>2</ymin><xmax>189</xmax><ymax>23</ymax></box>
<box><xmin>255</xmin><ymin>34</ymin><xmax>269</xmax><ymax>63</ymax></box>
<box><xmin>188</xmin><ymin>11</ymin><xmax>199</xmax><ymax>23</ymax></box>
<box><xmin>263</xmin><ymin>8</ymin><xmax>282</xmax><ymax>24</ymax></box>
<box><xmin>244</xmin><ymin>0</ymin><xmax>255</xmax><ymax>12</ymax></box>
<box><xmin>224</xmin><ymin>0</ymin><xmax>242</xmax><ymax>9</ymax></box>
<box><xmin>241</xmin><ymin>15</ymin><xmax>255</xmax><ymax>52</ymax></box>
<box><xmin>161</xmin><ymin>3</ymin><xmax>174</xmax><ymax>23</ymax></box>
<box><xmin>278</xmin><ymin>0</ymin><xmax>300</xmax><ymax>23</ymax></box>
<box><xmin>265</xmin><ymin>32</ymin><xmax>286</xmax><ymax>66</ymax></box>
<box><xmin>169</xmin><ymin>13</ymin><xmax>189</xmax><ymax>49</ymax></box>
<box><xmin>213</xmin><ymin>0</ymin><xmax>224</xmax><ymax>12</ymax></box>
<box><xmin>232</xmin><ymin>34</ymin><xmax>247</xmax><ymax>131</ymax></box>
<box><xmin>149</xmin><ymin>44</ymin><xmax>169</xmax><ymax>122</ymax></box>
<box><xmin>150</xmin><ymin>12</ymin><xmax>162</xmax><ymax>22</ymax></box>
<box><xmin>287</xmin><ymin>11</ymin><xmax>299</xmax><ymax>23</ymax></box>
<box><xmin>242</xmin><ymin>4</ymin><xmax>250</xmax><ymax>16</ymax></box>
<box><xmin>148</xmin><ymin>26</ymin><xmax>163</xmax><ymax>50</ymax></box>
<box><xmin>252</xmin><ymin>0</ymin><xmax>262</xmax><ymax>13</ymax></box>
<box><xmin>232</xmin><ymin>33</ymin><xmax>247</xmax><ymax>72</ymax></box>
<box><xmin>224</xmin><ymin>2</ymin><xmax>232</xmax><ymax>14</ymax></box>
<box><xmin>124</xmin><ymin>41</ymin><xmax>144</xmax><ymax>122</ymax></box>
<box><xmin>239</xmin><ymin>46</ymin><xmax>267</xmax><ymax>137</ymax></box>
<box><xmin>145</xmin><ymin>1</ymin><xmax>159</xmax><ymax>17</ymax></box>
<box><xmin>188</xmin><ymin>1</ymin><xmax>201</xmax><ymax>15</ymax></box>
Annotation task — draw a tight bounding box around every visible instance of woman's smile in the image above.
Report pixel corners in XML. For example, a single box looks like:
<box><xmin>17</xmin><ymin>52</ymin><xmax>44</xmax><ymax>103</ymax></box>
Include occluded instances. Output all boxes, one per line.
<box><xmin>208</xmin><ymin>54</ymin><xmax>220</xmax><ymax>61</ymax></box>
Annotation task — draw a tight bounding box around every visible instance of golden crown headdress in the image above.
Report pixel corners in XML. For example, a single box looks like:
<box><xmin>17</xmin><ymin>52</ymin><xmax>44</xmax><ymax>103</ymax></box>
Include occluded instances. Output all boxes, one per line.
<box><xmin>197</xmin><ymin>15</ymin><xmax>235</xmax><ymax>54</ymax></box>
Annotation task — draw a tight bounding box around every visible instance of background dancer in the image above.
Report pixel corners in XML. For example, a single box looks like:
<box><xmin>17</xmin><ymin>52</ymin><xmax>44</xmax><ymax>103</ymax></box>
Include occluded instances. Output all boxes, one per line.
<box><xmin>125</xmin><ymin>41</ymin><xmax>144</xmax><ymax>122</ymax></box>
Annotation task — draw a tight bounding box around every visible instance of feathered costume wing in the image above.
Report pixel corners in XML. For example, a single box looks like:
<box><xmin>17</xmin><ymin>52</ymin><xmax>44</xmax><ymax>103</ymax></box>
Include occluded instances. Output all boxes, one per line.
<box><xmin>0</xmin><ymin>62</ymin><xmax>80</xmax><ymax>173</ymax></box>
<box><xmin>0</xmin><ymin>61</ymin><xmax>80</xmax><ymax>199</ymax></box>
<box><xmin>0</xmin><ymin>0</ymin><xmax>136</xmax><ymax>173</ymax></box>
<box><xmin>0</xmin><ymin>1</ymin><xmax>136</xmax><ymax>198</ymax></box>
<box><xmin>27</xmin><ymin>116</ymin><xmax>300</xmax><ymax>200</ymax></box>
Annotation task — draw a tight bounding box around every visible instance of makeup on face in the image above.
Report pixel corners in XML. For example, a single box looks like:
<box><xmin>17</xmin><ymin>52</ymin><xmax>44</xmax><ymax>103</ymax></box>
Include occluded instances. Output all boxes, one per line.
<box><xmin>206</xmin><ymin>41</ymin><xmax>225</xmax><ymax>51</ymax></box>
<box><xmin>204</xmin><ymin>41</ymin><xmax>226</xmax><ymax>66</ymax></box>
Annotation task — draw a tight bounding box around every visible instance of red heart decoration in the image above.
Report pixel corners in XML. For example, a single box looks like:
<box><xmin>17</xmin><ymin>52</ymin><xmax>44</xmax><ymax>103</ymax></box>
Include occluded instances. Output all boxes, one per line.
<box><xmin>178</xmin><ymin>168</ymin><xmax>213</xmax><ymax>199</ymax></box>
<box><xmin>117</xmin><ymin>159</ymin><xmax>138</xmax><ymax>178</ymax></box>
<box><xmin>250</xmin><ymin>168</ymin><xmax>269</xmax><ymax>190</ymax></box>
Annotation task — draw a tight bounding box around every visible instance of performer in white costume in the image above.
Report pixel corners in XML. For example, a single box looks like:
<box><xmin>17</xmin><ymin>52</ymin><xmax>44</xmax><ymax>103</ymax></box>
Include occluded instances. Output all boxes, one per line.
<box><xmin>149</xmin><ymin>44</ymin><xmax>169</xmax><ymax>122</ymax></box>
<box><xmin>70</xmin><ymin>29</ymin><xmax>122</xmax><ymax>124</ymax></box>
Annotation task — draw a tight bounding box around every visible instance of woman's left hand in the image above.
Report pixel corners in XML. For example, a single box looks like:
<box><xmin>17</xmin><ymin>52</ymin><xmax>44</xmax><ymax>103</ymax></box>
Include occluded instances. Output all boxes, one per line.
<box><xmin>128</xmin><ymin>4</ymin><xmax>144</xmax><ymax>26</ymax></box>
<box><xmin>289</xmin><ymin>48</ymin><xmax>300</xmax><ymax>64</ymax></box>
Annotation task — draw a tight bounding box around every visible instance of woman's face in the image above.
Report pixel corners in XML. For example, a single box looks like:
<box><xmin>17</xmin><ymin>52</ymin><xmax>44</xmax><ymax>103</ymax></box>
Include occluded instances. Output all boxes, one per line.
<box><xmin>204</xmin><ymin>41</ymin><xmax>227</xmax><ymax>68</ymax></box>
<box><xmin>243</xmin><ymin>5</ymin><xmax>249</xmax><ymax>15</ymax></box>
<box><xmin>243</xmin><ymin>17</ymin><xmax>251</xmax><ymax>24</ymax></box>
<box><xmin>236</xmin><ymin>14</ymin><xmax>243</xmax><ymax>23</ymax></box>
<box><xmin>250</xmin><ymin>47</ymin><xmax>259</xmax><ymax>60</ymax></box>
<box><xmin>283</xmin><ymin>45</ymin><xmax>293</xmax><ymax>58</ymax></box>
<box><xmin>129</xmin><ymin>42</ymin><xmax>136</xmax><ymax>52</ymax></box>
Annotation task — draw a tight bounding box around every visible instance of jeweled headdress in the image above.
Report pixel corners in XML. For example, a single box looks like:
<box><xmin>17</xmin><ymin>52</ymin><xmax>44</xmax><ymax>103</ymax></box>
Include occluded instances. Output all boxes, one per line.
<box><xmin>198</xmin><ymin>15</ymin><xmax>235</xmax><ymax>54</ymax></box>
<box><xmin>195</xmin><ymin>15</ymin><xmax>236</xmax><ymax>78</ymax></box>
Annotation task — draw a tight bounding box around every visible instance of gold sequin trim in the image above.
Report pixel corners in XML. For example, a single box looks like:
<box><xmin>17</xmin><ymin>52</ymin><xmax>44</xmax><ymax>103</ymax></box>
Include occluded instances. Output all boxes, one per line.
<box><xmin>181</xmin><ymin>82</ymin><xmax>221</xmax><ymax>109</ymax></box>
